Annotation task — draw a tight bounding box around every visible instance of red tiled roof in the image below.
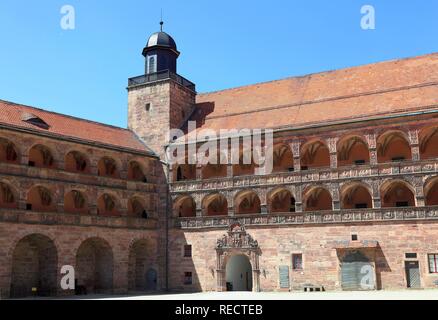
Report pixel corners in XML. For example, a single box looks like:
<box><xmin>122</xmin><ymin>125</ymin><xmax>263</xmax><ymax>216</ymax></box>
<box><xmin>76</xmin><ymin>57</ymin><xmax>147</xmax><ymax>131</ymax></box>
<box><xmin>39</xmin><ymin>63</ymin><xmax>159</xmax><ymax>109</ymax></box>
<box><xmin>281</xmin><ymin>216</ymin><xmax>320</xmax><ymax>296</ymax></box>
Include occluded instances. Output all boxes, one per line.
<box><xmin>0</xmin><ymin>100</ymin><xmax>152</xmax><ymax>154</ymax></box>
<box><xmin>190</xmin><ymin>52</ymin><xmax>438</xmax><ymax>133</ymax></box>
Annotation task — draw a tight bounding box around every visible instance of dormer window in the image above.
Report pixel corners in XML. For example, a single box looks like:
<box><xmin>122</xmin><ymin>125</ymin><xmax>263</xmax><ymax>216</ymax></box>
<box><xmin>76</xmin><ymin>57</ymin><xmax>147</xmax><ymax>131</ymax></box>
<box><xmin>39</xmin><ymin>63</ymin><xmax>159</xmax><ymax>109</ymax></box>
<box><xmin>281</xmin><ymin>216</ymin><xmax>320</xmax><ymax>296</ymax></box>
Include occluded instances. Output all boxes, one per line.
<box><xmin>21</xmin><ymin>112</ymin><xmax>49</xmax><ymax>130</ymax></box>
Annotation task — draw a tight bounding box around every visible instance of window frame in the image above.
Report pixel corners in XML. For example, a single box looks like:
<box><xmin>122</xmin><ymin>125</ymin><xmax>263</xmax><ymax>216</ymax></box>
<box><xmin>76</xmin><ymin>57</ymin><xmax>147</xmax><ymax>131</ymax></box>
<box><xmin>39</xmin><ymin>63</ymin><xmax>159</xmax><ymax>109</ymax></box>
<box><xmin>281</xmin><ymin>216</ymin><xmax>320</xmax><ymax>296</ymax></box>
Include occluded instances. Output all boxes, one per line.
<box><xmin>428</xmin><ymin>253</ymin><xmax>438</xmax><ymax>274</ymax></box>
<box><xmin>292</xmin><ymin>253</ymin><xmax>303</xmax><ymax>271</ymax></box>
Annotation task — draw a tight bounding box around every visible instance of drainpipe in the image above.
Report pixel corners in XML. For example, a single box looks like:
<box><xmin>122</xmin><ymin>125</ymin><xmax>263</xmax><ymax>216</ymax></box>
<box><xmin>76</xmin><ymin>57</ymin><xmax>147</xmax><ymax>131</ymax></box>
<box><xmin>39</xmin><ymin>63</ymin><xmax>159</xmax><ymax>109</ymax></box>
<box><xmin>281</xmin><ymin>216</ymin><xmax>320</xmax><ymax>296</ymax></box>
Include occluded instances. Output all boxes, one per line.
<box><xmin>160</xmin><ymin>147</ymin><xmax>170</xmax><ymax>292</ymax></box>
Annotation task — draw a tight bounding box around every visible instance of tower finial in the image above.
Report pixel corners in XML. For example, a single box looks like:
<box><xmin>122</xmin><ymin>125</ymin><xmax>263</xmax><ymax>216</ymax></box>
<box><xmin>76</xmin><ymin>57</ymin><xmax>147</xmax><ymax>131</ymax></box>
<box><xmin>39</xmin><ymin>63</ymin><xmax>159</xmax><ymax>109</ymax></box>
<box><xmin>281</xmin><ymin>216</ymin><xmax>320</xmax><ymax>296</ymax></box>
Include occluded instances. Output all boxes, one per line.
<box><xmin>160</xmin><ymin>10</ymin><xmax>163</xmax><ymax>32</ymax></box>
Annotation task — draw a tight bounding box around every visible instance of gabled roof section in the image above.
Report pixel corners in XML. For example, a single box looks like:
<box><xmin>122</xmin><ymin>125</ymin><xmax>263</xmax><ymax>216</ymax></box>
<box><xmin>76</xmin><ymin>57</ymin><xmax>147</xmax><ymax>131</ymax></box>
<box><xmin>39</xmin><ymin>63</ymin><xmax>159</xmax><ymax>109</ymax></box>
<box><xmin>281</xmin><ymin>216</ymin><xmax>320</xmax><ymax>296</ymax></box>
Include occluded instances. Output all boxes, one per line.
<box><xmin>0</xmin><ymin>100</ymin><xmax>153</xmax><ymax>155</ymax></box>
<box><xmin>187</xmin><ymin>52</ymin><xmax>438</xmax><ymax>134</ymax></box>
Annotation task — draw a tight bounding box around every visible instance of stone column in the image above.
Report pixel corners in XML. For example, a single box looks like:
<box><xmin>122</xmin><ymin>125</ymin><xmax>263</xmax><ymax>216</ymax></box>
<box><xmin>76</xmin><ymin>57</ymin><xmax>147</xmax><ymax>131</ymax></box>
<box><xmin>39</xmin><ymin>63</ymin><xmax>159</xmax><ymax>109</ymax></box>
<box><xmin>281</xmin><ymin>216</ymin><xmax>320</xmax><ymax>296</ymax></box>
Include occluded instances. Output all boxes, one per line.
<box><xmin>371</xmin><ymin>180</ymin><xmax>381</xmax><ymax>209</ymax></box>
<box><xmin>291</xmin><ymin>141</ymin><xmax>301</xmax><ymax>172</ymax></box>
<box><xmin>294</xmin><ymin>185</ymin><xmax>303</xmax><ymax>213</ymax></box>
<box><xmin>409</xmin><ymin>129</ymin><xmax>420</xmax><ymax>161</ymax></box>
<box><xmin>327</xmin><ymin>137</ymin><xmax>339</xmax><ymax>169</ymax></box>
<box><xmin>366</xmin><ymin>133</ymin><xmax>378</xmax><ymax>165</ymax></box>
<box><xmin>413</xmin><ymin>176</ymin><xmax>425</xmax><ymax>207</ymax></box>
<box><xmin>196</xmin><ymin>165</ymin><xmax>202</xmax><ymax>180</ymax></box>
<box><xmin>331</xmin><ymin>183</ymin><xmax>340</xmax><ymax>211</ymax></box>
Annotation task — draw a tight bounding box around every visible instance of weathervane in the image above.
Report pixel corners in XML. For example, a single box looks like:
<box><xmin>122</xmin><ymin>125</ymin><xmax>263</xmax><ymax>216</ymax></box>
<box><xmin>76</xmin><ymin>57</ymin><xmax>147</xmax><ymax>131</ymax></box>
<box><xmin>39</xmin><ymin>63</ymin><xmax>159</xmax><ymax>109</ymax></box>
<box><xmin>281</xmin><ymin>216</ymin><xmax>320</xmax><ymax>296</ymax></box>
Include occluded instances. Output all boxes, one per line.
<box><xmin>160</xmin><ymin>10</ymin><xmax>164</xmax><ymax>31</ymax></box>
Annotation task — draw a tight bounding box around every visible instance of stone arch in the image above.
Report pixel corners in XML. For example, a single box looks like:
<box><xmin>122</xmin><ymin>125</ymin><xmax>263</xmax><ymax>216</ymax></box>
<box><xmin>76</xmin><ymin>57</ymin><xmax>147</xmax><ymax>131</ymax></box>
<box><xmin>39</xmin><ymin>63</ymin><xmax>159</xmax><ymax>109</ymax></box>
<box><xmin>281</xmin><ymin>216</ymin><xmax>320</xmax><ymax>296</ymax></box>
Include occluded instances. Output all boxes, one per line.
<box><xmin>377</xmin><ymin>130</ymin><xmax>411</xmax><ymax>163</ymax></box>
<box><xmin>380</xmin><ymin>179</ymin><xmax>416</xmax><ymax>208</ymax></box>
<box><xmin>216</xmin><ymin>223</ymin><xmax>260</xmax><ymax>292</ymax></box>
<box><xmin>272</xmin><ymin>143</ymin><xmax>294</xmax><ymax>173</ymax></box>
<box><xmin>337</xmin><ymin>134</ymin><xmax>370</xmax><ymax>166</ymax></box>
<box><xmin>340</xmin><ymin>181</ymin><xmax>373</xmax><ymax>209</ymax></box>
<box><xmin>10</xmin><ymin>234</ymin><xmax>58</xmax><ymax>297</ymax></box>
<box><xmin>128</xmin><ymin>160</ymin><xmax>148</xmax><ymax>182</ymax></box>
<box><xmin>97</xmin><ymin>193</ymin><xmax>119</xmax><ymax>216</ymax></box>
<box><xmin>419</xmin><ymin>125</ymin><xmax>438</xmax><ymax>160</ymax></box>
<box><xmin>424</xmin><ymin>176</ymin><xmax>438</xmax><ymax>206</ymax></box>
<box><xmin>303</xmin><ymin>185</ymin><xmax>333</xmax><ymax>211</ymax></box>
<box><xmin>232</xmin><ymin>147</ymin><xmax>257</xmax><ymax>177</ymax></box>
<box><xmin>26</xmin><ymin>185</ymin><xmax>56</xmax><ymax>212</ymax></box>
<box><xmin>234</xmin><ymin>190</ymin><xmax>261</xmax><ymax>215</ymax></box>
<box><xmin>76</xmin><ymin>237</ymin><xmax>114</xmax><ymax>294</ymax></box>
<box><xmin>267</xmin><ymin>187</ymin><xmax>295</xmax><ymax>213</ymax></box>
<box><xmin>65</xmin><ymin>150</ymin><xmax>90</xmax><ymax>173</ymax></box>
<box><xmin>0</xmin><ymin>181</ymin><xmax>18</xmax><ymax>209</ymax></box>
<box><xmin>64</xmin><ymin>189</ymin><xmax>88</xmax><ymax>214</ymax></box>
<box><xmin>128</xmin><ymin>238</ymin><xmax>157</xmax><ymax>292</ymax></box>
<box><xmin>173</xmin><ymin>195</ymin><xmax>196</xmax><ymax>217</ymax></box>
<box><xmin>0</xmin><ymin>137</ymin><xmax>19</xmax><ymax>164</ymax></box>
<box><xmin>97</xmin><ymin>156</ymin><xmax>120</xmax><ymax>178</ymax></box>
<box><xmin>300</xmin><ymin>139</ymin><xmax>330</xmax><ymax>170</ymax></box>
<box><xmin>28</xmin><ymin>144</ymin><xmax>55</xmax><ymax>168</ymax></box>
<box><xmin>202</xmin><ymin>193</ymin><xmax>228</xmax><ymax>216</ymax></box>
<box><xmin>128</xmin><ymin>196</ymin><xmax>148</xmax><ymax>218</ymax></box>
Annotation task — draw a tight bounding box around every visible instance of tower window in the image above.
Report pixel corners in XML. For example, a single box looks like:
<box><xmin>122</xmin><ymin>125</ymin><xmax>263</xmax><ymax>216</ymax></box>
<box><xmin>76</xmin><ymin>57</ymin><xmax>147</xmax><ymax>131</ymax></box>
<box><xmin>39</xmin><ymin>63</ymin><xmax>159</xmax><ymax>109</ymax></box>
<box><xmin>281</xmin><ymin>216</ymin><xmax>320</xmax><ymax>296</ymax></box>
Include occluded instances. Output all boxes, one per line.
<box><xmin>184</xmin><ymin>272</ymin><xmax>193</xmax><ymax>285</ymax></box>
<box><xmin>148</xmin><ymin>56</ymin><xmax>156</xmax><ymax>74</ymax></box>
<box><xmin>145</xmin><ymin>103</ymin><xmax>151</xmax><ymax>111</ymax></box>
<box><xmin>183</xmin><ymin>245</ymin><xmax>192</xmax><ymax>257</ymax></box>
<box><xmin>292</xmin><ymin>254</ymin><xmax>303</xmax><ymax>270</ymax></box>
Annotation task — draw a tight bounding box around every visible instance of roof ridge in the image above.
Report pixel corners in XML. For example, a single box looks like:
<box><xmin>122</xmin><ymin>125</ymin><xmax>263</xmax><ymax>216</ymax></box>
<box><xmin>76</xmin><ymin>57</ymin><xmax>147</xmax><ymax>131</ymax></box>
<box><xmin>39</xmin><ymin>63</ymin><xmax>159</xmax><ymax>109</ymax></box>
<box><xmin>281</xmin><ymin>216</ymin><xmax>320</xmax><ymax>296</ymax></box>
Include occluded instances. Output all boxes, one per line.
<box><xmin>0</xmin><ymin>99</ymin><xmax>130</xmax><ymax>132</ymax></box>
<box><xmin>198</xmin><ymin>52</ymin><xmax>438</xmax><ymax>97</ymax></box>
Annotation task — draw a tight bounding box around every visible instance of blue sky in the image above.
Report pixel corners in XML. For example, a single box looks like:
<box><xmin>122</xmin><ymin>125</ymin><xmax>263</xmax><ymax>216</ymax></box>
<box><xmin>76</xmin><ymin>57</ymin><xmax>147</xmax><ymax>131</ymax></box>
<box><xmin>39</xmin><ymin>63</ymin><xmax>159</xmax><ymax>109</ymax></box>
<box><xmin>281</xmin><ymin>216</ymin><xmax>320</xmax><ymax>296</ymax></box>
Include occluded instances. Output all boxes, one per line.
<box><xmin>0</xmin><ymin>0</ymin><xmax>437</xmax><ymax>128</ymax></box>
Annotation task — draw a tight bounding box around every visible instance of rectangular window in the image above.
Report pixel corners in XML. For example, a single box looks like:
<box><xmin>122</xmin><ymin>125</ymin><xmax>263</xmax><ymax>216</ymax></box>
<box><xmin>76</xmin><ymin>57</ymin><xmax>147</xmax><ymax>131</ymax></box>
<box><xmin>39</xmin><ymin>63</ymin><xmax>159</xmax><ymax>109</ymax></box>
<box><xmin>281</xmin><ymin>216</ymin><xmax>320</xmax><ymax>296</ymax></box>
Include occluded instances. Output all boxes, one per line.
<box><xmin>351</xmin><ymin>234</ymin><xmax>358</xmax><ymax>241</ymax></box>
<box><xmin>26</xmin><ymin>203</ymin><xmax>32</xmax><ymax>211</ymax></box>
<box><xmin>428</xmin><ymin>254</ymin><xmax>438</xmax><ymax>273</ymax></box>
<box><xmin>355</xmin><ymin>203</ymin><xmax>368</xmax><ymax>209</ymax></box>
<box><xmin>292</xmin><ymin>254</ymin><xmax>303</xmax><ymax>271</ymax></box>
<box><xmin>405</xmin><ymin>253</ymin><xmax>417</xmax><ymax>259</ymax></box>
<box><xmin>301</xmin><ymin>166</ymin><xmax>308</xmax><ymax>171</ymax></box>
<box><xmin>184</xmin><ymin>272</ymin><xmax>193</xmax><ymax>285</ymax></box>
<box><xmin>184</xmin><ymin>245</ymin><xmax>192</xmax><ymax>258</ymax></box>
<box><xmin>354</xmin><ymin>160</ymin><xmax>366</xmax><ymax>165</ymax></box>
<box><xmin>28</xmin><ymin>161</ymin><xmax>35</xmax><ymax>167</ymax></box>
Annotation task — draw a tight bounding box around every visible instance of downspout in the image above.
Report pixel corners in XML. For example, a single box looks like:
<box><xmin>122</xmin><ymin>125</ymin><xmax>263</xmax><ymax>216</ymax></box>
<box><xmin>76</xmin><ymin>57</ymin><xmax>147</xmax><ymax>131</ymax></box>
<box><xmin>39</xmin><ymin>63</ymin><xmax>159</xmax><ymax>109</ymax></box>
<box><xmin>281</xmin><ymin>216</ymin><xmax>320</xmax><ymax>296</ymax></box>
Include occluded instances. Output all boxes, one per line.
<box><xmin>161</xmin><ymin>147</ymin><xmax>170</xmax><ymax>292</ymax></box>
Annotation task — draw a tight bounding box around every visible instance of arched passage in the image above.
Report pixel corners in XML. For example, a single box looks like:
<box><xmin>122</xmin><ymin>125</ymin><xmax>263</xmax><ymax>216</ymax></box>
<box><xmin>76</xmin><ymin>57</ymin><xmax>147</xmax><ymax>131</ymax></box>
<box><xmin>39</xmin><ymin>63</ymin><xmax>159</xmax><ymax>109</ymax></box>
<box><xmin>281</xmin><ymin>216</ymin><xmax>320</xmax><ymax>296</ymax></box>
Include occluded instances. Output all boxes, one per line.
<box><xmin>128</xmin><ymin>161</ymin><xmax>147</xmax><ymax>182</ymax></box>
<box><xmin>202</xmin><ymin>193</ymin><xmax>228</xmax><ymax>216</ymax></box>
<box><xmin>128</xmin><ymin>197</ymin><xmax>148</xmax><ymax>218</ymax></box>
<box><xmin>303</xmin><ymin>186</ymin><xmax>333</xmax><ymax>211</ymax></box>
<box><xmin>28</xmin><ymin>144</ymin><xmax>55</xmax><ymax>168</ymax></box>
<box><xmin>10</xmin><ymin>234</ymin><xmax>58</xmax><ymax>298</ymax></box>
<box><xmin>341</xmin><ymin>183</ymin><xmax>373</xmax><ymax>209</ymax></box>
<box><xmin>0</xmin><ymin>138</ymin><xmax>19</xmax><ymax>163</ymax></box>
<box><xmin>381</xmin><ymin>180</ymin><xmax>415</xmax><ymax>208</ymax></box>
<box><xmin>174</xmin><ymin>164</ymin><xmax>196</xmax><ymax>181</ymax></box>
<box><xmin>97</xmin><ymin>157</ymin><xmax>119</xmax><ymax>178</ymax></box>
<box><xmin>128</xmin><ymin>239</ymin><xmax>156</xmax><ymax>292</ymax></box>
<box><xmin>300</xmin><ymin>140</ymin><xmax>330</xmax><ymax>170</ymax></box>
<box><xmin>268</xmin><ymin>188</ymin><xmax>295</xmax><ymax>213</ymax></box>
<box><xmin>234</xmin><ymin>190</ymin><xmax>261</xmax><ymax>215</ymax></box>
<box><xmin>0</xmin><ymin>182</ymin><xmax>18</xmax><ymax>209</ymax></box>
<box><xmin>173</xmin><ymin>195</ymin><xmax>196</xmax><ymax>217</ymax></box>
<box><xmin>337</xmin><ymin>135</ymin><xmax>370</xmax><ymax>166</ymax></box>
<box><xmin>425</xmin><ymin>177</ymin><xmax>438</xmax><ymax>206</ymax></box>
<box><xmin>419</xmin><ymin>126</ymin><xmax>438</xmax><ymax>160</ymax></box>
<box><xmin>65</xmin><ymin>151</ymin><xmax>89</xmax><ymax>173</ymax></box>
<box><xmin>27</xmin><ymin>186</ymin><xmax>56</xmax><ymax>212</ymax></box>
<box><xmin>97</xmin><ymin>193</ymin><xmax>119</xmax><ymax>216</ymax></box>
<box><xmin>64</xmin><ymin>190</ymin><xmax>87</xmax><ymax>214</ymax></box>
<box><xmin>76</xmin><ymin>237</ymin><xmax>113</xmax><ymax>294</ymax></box>
<box><xmin>377</xmin><ymin>130</ymin><xmax>411</xmax><ymax>163</ymax></box>
<box><xmin>225</xmin><ymin>255</ymin><xmax>253</xmax><ymax>291</ymax></box>
<box><xmin>272</xmin><ymin>144</ymin><xmax>294</xmax><ymax>173</ymax></box>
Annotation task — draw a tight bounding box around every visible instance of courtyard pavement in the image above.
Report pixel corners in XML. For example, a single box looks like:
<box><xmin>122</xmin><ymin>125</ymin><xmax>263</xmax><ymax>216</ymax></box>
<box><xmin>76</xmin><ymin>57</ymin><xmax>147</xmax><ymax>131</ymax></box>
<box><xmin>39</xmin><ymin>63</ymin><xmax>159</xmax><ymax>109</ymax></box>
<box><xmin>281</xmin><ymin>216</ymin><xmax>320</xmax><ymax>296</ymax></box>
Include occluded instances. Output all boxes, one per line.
<box><xmin>60</xmin><ymin>289</ymin><xmax>438</xmax><ymax>300</ymax></box>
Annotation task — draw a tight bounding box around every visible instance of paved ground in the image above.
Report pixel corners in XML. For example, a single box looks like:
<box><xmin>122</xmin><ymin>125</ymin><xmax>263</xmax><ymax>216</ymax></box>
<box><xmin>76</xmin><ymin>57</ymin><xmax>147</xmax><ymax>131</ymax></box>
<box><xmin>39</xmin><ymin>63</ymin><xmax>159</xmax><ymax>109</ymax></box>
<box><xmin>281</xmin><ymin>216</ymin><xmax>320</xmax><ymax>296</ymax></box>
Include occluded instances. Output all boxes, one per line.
<box><xmin>61</xmin><ymin>290</ymin><xmax>438</xmax><ymax>300</ymax></box>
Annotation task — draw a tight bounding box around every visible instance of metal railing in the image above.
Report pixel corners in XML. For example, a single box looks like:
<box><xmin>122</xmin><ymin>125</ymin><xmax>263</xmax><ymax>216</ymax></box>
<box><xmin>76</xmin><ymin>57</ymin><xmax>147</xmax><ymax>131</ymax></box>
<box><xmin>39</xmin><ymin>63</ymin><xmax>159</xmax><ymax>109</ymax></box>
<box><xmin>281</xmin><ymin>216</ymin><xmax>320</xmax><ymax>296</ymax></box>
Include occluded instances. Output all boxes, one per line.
<box><xmin>128</xmin><ymin>70</ymin><xmax>196</xmax><ymax>92</ymax></box>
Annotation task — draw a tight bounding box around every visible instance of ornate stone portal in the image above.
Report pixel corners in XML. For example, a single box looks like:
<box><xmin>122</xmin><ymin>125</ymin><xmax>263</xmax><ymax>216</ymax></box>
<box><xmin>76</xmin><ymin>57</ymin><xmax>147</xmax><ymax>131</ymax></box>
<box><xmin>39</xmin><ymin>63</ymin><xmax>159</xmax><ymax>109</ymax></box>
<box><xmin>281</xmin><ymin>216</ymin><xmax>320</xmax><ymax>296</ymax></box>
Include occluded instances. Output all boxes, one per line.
<box><xmin>215</xmin><ymin>222</ymin><xmax>261</xmax><ymax>292</ymax></box>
